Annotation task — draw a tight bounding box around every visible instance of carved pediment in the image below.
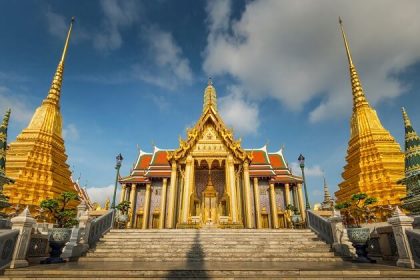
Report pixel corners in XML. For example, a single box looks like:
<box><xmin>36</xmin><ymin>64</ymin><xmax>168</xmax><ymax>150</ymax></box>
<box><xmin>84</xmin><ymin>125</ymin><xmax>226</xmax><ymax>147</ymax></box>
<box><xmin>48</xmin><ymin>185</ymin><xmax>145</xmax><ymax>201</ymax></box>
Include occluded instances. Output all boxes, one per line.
<box><xmin>167</xmin><ymin>109</ymin><xmax>252</xmax><ymax>163</ymax></box>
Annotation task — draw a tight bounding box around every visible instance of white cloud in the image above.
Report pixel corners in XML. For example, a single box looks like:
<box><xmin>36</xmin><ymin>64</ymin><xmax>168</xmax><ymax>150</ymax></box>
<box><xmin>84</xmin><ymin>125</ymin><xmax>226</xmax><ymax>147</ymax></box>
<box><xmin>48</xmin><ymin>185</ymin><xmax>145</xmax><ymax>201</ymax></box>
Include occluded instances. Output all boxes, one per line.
<box><xmin>219</xmin><ymin>85</ymin><xmax>260</xmax><ymax>136</ymax></box>
<box><xmin>132</xmin><ymin>26</ymin><xmax>193</xmax><ymax>89</ymax></box>
<box><xmin>86</xmin><ymin>184</ymin><xmax>121</xmax><ymax>207</ymax></box>
<box><xmin>203</xmin><ymin>0</ymin><xmax>420</xmax><ymax>122</ymax></box>
<box><xmin>63</xmin><ymin>123</ymin><xmax>80</xmax><ymax>141</ymax></box>
<box><xmin>45</xmin><ymin>8</ymin><xmax>89</xmax><ymax>43</ymax></box>
<box><xmin>94</xmin><ymin>0</ymin><xmax>140</xmax><ymax>51</ymax></box>
<box><xmin>290</xmin><ymin>162</ymin><xmax>324</xmax><ymax>177</ymax></box>
<box><xmin>0</xmin><ymin>86</ymin><xmax>33</xmax><ymax>124</ymax></box>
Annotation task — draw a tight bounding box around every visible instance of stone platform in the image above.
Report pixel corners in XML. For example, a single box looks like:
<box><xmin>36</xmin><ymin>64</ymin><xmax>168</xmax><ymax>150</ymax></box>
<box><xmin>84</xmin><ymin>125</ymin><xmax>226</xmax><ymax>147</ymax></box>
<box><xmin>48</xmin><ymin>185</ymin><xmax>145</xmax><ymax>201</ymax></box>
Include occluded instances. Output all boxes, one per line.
<box><xmin>2</xmin><ymin>261</ymin><xmax>420</xmax><ymax>279</ymax></box>
<box><xmin>2</xmin><ymin>229</ymin><xmax>419</xmax><ymax>279</ymax></box>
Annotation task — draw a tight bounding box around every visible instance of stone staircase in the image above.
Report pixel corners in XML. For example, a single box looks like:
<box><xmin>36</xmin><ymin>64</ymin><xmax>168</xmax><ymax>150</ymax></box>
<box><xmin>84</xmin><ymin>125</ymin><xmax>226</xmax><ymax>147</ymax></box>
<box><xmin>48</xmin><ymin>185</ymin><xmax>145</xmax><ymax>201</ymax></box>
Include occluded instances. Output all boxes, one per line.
<box><xmin>3</xmin><ymin>229</ymin><xmax>420</xmax><ymax>279</ymax></box>
<box><xmin>81</xmin><ymin>228</ymin><xmax>340</xmax><ymax>263</ymax></box>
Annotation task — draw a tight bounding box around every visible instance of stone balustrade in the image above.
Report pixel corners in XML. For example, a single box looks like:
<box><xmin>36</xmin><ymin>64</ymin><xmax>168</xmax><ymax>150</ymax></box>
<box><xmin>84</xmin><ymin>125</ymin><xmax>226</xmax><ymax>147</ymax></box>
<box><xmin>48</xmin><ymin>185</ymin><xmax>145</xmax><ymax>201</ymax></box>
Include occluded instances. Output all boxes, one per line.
<box><xmin>0</xmin><ymin>229</ymin><xmax>19</xmax><ymax>269</ymax></box>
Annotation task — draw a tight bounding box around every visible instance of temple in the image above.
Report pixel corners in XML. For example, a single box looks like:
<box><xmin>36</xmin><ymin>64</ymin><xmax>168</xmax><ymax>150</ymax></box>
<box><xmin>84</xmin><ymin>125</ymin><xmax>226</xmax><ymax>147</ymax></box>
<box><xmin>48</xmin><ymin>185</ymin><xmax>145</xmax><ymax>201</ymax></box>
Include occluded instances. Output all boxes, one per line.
<box><xmin>335</xmin><ymin>18</ymin><xmax>405</xmax><ymax>210</ymax></box>
<box><xmin>399</xmin><ymin>107</ymin><xmax>420</xmax><ymax>214</ymax></box>
<box><xmin>119</xmin><ymin>80</ymin><xmax>305</xmax><ymax>229</ymax></box>
<box><xmin>4</xmin><ymin>18</ymin><xmax>91</xmax><ymax>212</ymax></box>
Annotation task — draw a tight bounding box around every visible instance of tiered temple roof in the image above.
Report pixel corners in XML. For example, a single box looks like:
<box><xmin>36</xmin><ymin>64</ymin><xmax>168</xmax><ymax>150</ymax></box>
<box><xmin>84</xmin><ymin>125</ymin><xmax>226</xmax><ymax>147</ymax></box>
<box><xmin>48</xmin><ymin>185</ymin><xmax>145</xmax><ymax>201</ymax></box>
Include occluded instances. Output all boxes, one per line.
<box><xmin>120</xmin><ymin>145</ymin><xmax>302</xmax><ymax>184</ymax></box>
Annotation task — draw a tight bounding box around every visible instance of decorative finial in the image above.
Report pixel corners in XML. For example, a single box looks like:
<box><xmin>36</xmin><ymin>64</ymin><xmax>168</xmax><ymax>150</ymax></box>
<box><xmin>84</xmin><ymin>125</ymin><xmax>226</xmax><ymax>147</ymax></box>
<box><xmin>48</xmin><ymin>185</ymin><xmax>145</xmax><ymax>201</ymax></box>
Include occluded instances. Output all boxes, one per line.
<box><xmin>402</xmin><ymin>107</ymin><xmax>412</xmax><ymax>127</ymax></box>
<box><xmin>43</xmin><ymin>16</ymin><xmax>75</xmax><ymax>108</ymax></box>
<box><xmin>338</xmin><ymin>17</ymin><xmax>369</xmax><ymax>110</ymax></box>
<box><xmin>208</xmin><ymin>77</ymin><xmax>213</xmax><ymax>86</ymax></box>
<box><xmin>203</xmin><ymin>77</ymin><xmax>218</xmax><ymax>113</ymax></box>
<box><xmin>339</xmin><ymin>17</ymin><xmax>353</xmax><ymax>67</ymax></box>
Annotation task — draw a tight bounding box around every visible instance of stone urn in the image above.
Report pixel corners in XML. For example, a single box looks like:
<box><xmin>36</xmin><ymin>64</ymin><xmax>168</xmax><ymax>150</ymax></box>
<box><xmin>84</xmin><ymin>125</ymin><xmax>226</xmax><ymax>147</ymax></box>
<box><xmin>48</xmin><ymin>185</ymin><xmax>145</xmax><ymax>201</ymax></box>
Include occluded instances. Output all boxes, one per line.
<box><xmin>347</xmin><ymin>227</ymin><xmax>375</xmax><ymax>263</ymax></box>
<box><xmin>117</xmin><ymin>213</ymin><xmax>128</xmax><ymax>223</ymax></box>
<box><xmin>42</xmin><ymin>228</ymin><xmax>72</xmax><ymax>264</ymax></box>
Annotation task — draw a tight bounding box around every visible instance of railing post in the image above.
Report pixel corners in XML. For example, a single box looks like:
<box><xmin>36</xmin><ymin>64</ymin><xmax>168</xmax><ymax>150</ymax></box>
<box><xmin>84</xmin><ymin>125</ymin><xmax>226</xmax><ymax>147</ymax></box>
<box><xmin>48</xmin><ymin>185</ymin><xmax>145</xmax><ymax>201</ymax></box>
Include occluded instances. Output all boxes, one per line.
<box><xmin>10</xmin><ymin>207</ymin><xmax>36</xmax><ymax>268</ymax></box>
<box><xmin>388</xmin><ymin>206</ymin><xmax>415</xmax><ymax>268</ymax></box>
<box><xmin>61</xmin><ymin>227</ymin><xmax>82</xmax><ymax>261</ymax></box>
<box><xmin>328</xmin><ymin>210</ymin><xmax>355</xmax><ymax>258</ymax></box>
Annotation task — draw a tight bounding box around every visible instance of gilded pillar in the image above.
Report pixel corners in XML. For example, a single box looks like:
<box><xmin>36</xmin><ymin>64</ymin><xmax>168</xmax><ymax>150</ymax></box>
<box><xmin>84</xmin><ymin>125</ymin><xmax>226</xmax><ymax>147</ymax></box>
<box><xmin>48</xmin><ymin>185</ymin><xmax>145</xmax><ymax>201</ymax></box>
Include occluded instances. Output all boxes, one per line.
<box><xmin>181</xmin><ymin>155</ymin><xmax>193</xmax><ymax>224</ymax></box>
<box><xmin>159</xmin><ymin>178</ymin><xmax>168</xmax><ymax>229</ymax></box>
<box><xmin>166</xmin><ymin>161</ymin><xmax>177</xmax><ymax>228</ymax></box>
<box><xmin>127</xmin><ymin>184</ymin><xmax>137</xmax><ymax>229</ymax></box>
<box><xmin>119</xmin><ymin>184</ymin><xmax>127</xmax><ymax>204</ymax></box>
<box><xmin>235</xmin><ymin>172</ymin><xmax>243</xmax><ymax>221</ymax></box>
<box><xmin>284</xmin><ymin>183</ymin><xmax>291</xmax><ymax>207</ymax></box>
<box><xmin>253</xmin><ymin>177</ymin><xmax>262</xmax><ymax>229</ymax></box>
<box><xmin>142</xmin><ymin>183</ymin><xmax>151</xmax><ymax>229</ymax></box>
<box><xmin>243</xmin><ymin>161</ymin><xmax>253</xmax><ymax>228</ymax></box>
<box><xmin>227</xmin><ymin>155</ymin><xmax>238</xmax><ymax>223</ymax></box>
<box><xmin>297</xmin><ymin>183</ymin><xmax>306</xmax><ymax>221</ymax></box>
<box><xmin>293</xmin><ymin>186</ymin><xmax>299</xmax><ymax>209</ymax></box>
<box><xmin>269</xmin><ymin>183</ymin><xmax>279</xmax><ymax>228</ymax></box>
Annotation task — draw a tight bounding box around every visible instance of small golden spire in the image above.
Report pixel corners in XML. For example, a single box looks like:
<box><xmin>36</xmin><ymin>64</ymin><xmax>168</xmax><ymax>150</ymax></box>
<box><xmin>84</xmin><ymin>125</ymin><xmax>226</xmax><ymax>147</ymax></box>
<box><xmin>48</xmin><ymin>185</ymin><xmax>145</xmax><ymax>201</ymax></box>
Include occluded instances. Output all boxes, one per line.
<box><xmin>401</xmin><ymin>107</ymin><xmax>412</xmax><ymax>127</ymax></box>
<box><xmin>203</xmin><ymin>78</ymin><xmax>218</xmax><ymax>113</ymax></box>
<box><xmin>339</xmin><ymin>17</ymin><xmax>353</xmax><ymax>67</ymax></box>
<box><xmin>338</xmin><ymin>17</ymin><xmax>369</xmax><ymax>110</ymax></box>
<box><xmin>44</xmin><ymin>17</ymin><xmax>75</xmax><ymax>107</ymax></box>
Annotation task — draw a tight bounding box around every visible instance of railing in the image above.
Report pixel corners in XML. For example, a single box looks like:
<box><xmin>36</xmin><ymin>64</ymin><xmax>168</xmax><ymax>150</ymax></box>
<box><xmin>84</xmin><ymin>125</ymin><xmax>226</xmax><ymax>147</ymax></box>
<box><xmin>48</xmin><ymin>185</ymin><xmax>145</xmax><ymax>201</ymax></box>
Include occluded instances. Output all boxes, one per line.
<box><xmin>406</xmin><ymin>229</ymin><xmax>420</xmax><ymax>268</ymax></box>
<box><xmin>87</xmin><ymin>209</ymin><xmax>115</xmax><ymax>248</ymax></box>
<box><xmin>306</xmin><ymin>210</ymin><xmax>333</xmax><ymax>244</ymax></box>
<box><xmin>27</xmin><ymin>233</ymin><xmax>49</xmax><ymax>260</ymax></box>
<box><xmin>0</xmin><ymin>229</ymin><xmax>19</xmax><ymax>270</ymax></box>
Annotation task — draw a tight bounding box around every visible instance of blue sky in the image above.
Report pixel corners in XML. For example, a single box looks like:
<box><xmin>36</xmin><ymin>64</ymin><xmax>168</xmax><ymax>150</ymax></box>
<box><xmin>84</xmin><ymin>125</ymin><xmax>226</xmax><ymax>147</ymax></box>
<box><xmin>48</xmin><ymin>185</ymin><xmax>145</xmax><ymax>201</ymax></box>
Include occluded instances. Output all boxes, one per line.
<box><xmin>1</xmin><ymin>0</ymin><xmax>420</xmax><ymax>206</ymax></box>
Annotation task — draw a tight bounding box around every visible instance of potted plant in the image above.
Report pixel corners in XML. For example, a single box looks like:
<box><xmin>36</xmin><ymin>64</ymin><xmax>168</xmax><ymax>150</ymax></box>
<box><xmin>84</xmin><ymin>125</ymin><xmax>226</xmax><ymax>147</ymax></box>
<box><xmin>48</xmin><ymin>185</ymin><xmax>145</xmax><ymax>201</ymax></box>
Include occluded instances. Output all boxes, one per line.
<box><xmin>286</xmin><ymin>204</ymin><xmax>302</xmax><ymax>226</ymax></box>
<box><xmin>115</xmin><ymin>200</ymin><xmax>130</xmax><ymax>227</ymax></box>
<box><xmin>40</xmin><ymin>191</ymin><xmax>79</xmax><ymax>263</ymax></box>
<box><xmin>335</xmin><ymin>192</ymin><xmax>378</xmax><ymax>263</ymax></box>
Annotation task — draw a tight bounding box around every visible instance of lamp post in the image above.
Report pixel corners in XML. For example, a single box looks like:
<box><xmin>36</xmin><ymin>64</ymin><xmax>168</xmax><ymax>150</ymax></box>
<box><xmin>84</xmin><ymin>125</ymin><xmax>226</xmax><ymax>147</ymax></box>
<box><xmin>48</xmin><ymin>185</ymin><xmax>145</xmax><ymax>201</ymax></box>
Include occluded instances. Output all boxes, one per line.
<box><xmin>111</xmin><ymin>153</ymin><xmax>123</xmax><ymax>209</ymax></box>
<box><xmin>298</xmin><ymin>154</ymin><xmax>311</xmax><ymax>210</ymax></box>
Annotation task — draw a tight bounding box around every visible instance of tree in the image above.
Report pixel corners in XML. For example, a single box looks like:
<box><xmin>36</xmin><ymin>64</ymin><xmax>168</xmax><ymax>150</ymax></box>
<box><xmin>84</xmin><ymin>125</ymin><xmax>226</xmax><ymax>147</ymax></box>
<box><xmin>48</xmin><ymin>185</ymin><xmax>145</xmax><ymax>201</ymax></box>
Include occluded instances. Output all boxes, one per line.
<box><xmin>40</xmin><ymin>191</ymin><xmax>79</xmax><ymax>228</ymax></box>
<box><xmin>335</xmin><ymin>192</ymin><xmax>378</xmax><ymax>227</ymax></box>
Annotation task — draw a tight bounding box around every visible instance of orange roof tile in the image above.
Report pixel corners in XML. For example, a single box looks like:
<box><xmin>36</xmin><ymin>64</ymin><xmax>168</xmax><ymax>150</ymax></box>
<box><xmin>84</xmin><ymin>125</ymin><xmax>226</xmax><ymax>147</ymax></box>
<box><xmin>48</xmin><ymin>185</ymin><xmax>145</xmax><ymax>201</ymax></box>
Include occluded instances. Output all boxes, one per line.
<box><xmin>151</xmin><ymin>151</ymin><xmax>170</xmax><ymax>166</ymax></box>
<box><xmin>251</xmin><ymin>150</ymin><xmax>269</xmax><ymax>165</ymax></box>
<box><xmin>269</xmin><ymin>154</ymin><xmax>285</xmax><ymax>169</ymax></box>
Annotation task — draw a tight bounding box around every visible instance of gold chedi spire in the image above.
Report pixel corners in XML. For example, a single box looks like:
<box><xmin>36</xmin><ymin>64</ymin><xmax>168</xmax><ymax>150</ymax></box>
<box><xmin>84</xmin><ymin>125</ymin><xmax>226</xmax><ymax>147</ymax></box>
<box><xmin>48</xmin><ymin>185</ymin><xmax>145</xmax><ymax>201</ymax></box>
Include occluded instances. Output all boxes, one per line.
<box><xmin>4</xmin><ymin>17</ymin><xmax>76</xmax><ymax>214</ymax></box>
<box><xmin>44</xmin><ymin>17</ymin><xmax>74</xmax><ymax>107</ymax></box>
<box><xmin>335</xmin><ymin>18</ymin><xmax>405</xmax><ymax>211</ymax></box>
<box><xmin>339</xmin><ymin>17</ymin><xmax>369</xmax><ymax>110</ymax></box>
<box><xmin>203</xmin><ymin>77</ymin><xmax>218</xmax><ymax>113</ymax></box>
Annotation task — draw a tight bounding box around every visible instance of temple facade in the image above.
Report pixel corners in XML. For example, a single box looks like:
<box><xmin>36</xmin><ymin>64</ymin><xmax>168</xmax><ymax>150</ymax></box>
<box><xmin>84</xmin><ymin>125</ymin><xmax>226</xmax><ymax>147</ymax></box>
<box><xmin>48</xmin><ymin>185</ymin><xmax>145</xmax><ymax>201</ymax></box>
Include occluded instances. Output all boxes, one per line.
<box><xmin>335</xmin><ymin>19</ymin><xmax>405</xmax><ymax>209</ymax></box>
<box><xmin>119</xmin><ymin>81</ymin><xmax>305</xmax><ymax>229</ymax></box>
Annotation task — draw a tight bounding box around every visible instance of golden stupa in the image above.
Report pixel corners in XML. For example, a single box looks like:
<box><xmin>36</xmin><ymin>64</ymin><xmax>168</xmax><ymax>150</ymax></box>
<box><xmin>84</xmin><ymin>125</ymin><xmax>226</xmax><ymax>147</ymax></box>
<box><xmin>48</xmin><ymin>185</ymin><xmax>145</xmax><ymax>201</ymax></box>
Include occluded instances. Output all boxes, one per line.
<box><xmin>4</xmin><ymin>18</ymin><xmax>76</xmax><ymax>210</ymax></box>
<box><xmin>335</xmin><ymin>18</ymin><xmax>405</xmax><ymax>208</ymax></box>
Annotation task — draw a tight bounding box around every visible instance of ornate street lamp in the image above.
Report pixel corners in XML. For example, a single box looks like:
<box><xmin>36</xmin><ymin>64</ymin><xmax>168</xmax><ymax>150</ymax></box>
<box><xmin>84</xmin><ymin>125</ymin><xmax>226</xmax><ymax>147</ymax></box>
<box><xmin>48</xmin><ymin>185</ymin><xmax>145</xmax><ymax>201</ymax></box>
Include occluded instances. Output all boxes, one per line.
<box><xmin>111</xmin><ymin>153</ymin><xmax>123</xmax><ymax>209</ymax></box>
<box><xmin>298</xmin><ymin>154</ymin><xmax>311</xmax><ymax>210</ymax></box>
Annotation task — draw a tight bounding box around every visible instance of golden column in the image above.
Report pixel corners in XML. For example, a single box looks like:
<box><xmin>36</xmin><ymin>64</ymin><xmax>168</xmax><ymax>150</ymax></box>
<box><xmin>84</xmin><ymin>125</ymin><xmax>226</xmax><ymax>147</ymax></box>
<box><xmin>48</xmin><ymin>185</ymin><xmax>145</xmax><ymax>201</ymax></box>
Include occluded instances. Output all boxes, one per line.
<box><xmin>284</xmin><ymin>183</ymin><xmax>291</xmax><ymax>207</ymax></box>
<box><xmin>119</xmin><ymin>184</ymin><xmax>127</xmax><ymax>203</ymax></box>
<box><xmin>227</xmin><ymin>155</ymin><xmax>238</xmax><ymax>223</ymax></box>
<box><xmin>253</xmin><ymin>177</ymin><xmax>262</xmax><ymax>229</ymax></box>
<box><xmin>159</xmin><ymin>178</ymin><xmax>168</xmax><ymax>229</ymax></box>
<box><xmin>166</xmin><ymin>161</ymin><xmax>177</xmax><ymax>228</ymax></box>
<box><xmin>297</xmin><ymin>183</ymin><xmax>306</xmax><ymax>221</ymax></box>
<box><xmin>243</xmin><ymin>161</ymin><xmax>253</xmax><ymax>228</ymax></box>
<box><xmin>142</xmin><ymin>183</ymin><xmax>152</xmax><ymax>229</ymax></box>
<box><xmin>181</xmin><ymin>155</ymin><xmax>193</xmax><ymax>224</ymax></box>
<box><xmin>235</xmin><ymin>172</ymin><xmax>243</xmax><ymax>221</ymax></box>
<box><xmin>269</xmin><ymin>183</ymin><xmax>279</xmax><ymax>228</ymax></box>
<box><xmin>127</xmin><ymin>184</ymin><xmax>137</xmax><ymax>229</ymax></box>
